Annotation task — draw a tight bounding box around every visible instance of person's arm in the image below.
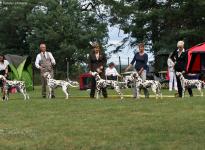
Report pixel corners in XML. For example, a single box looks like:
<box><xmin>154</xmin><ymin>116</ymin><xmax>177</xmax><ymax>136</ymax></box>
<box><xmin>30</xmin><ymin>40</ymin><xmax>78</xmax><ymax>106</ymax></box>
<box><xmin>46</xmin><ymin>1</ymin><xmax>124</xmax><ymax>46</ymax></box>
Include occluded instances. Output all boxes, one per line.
<box><xmin>113</xmin><ymin>68</ymin><xmax>121</xmax><ymax>77</ymax></box>
<box><xmin>35</xmin><ymin>54</ymin><xmax>41</xmax><ymax>69</ymax></box>
<box><xmin>48</xmin><ymin>52</ymin><xmax>56</xmax><ymax>65</ymax></box>
<box><xmin>125</xmin><ymin>55</ymin><xmax>135</xmax><ymax>71</ymax></box>
<box><xmin>4</xmin><ymin>61</ymin><xmax>9</xmax><ymax>77</ymax></box>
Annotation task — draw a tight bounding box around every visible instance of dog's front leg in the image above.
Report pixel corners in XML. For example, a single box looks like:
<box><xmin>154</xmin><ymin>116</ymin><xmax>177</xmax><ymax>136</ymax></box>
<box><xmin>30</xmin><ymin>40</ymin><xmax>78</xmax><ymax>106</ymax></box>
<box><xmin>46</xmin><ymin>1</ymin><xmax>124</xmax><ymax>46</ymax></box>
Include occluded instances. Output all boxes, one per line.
<box><xmin>24</xmin><ymin>88</ymin><xmax>30</xmax><ymax>100</ymax></box>
<box><xmin>5</xmin><ymin>89</ymin><xmax>9</xmax><ymax>101</ymax></box>
<box><xmin>96</xmin><ymin>88</ymin><xmax>100</xmax><ymax>100</ymax></box>
<box><xmin>159</xmin><ymin>88</ymin><xmax>162</xmax><ymax>99</ymax></box>
<box><xmin>136</xmin><ymin>87</ymin><xmax>140</xmax><ymax>99</ymax></box>
<box><xmin>182</xmin><ymin>88</ymin><xmax>185</xmax><ymax>98</ymax></box>
<box><xmin>20</xmin><ymin>88</ymin><xmax>27</xmax><ymax>100</ymax></box>
<box><xmin>114</xmin><ymin>85</ymin><xmax>123</xmax><ymax>100</ymax></box>
<box><xmin>48</xmin><ymin>87</ymin><xmax>52</xmax><ymax>99</ymax></box>
<box><xmin>198</xmin><ymin>86</ymin><xmax>203</xmax><ymax>97</ymax></box>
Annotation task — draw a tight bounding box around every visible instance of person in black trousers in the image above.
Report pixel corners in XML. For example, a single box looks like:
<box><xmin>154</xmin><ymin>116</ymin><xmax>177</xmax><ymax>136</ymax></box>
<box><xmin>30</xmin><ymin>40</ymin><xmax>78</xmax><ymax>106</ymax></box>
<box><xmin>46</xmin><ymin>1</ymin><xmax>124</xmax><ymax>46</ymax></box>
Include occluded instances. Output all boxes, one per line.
<box><xmin>88</xmin><ymin>42</ymin><xmax>107</xmax><ymax>98</ymax></box>
<box><xmin>171</xmin><ymin>41</ymin><xmax>193</xmax><ymax>98</ymax></box>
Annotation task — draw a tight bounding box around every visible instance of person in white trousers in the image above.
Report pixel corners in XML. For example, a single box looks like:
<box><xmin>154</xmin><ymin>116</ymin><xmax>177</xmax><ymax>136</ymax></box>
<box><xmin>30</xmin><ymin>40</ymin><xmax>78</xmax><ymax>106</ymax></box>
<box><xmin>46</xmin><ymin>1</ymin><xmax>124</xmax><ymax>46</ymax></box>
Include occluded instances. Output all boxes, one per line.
<box><xmin>167</xmin><ymin>53</ymin><xmax>178</xmax><ymax>91</ymax></box>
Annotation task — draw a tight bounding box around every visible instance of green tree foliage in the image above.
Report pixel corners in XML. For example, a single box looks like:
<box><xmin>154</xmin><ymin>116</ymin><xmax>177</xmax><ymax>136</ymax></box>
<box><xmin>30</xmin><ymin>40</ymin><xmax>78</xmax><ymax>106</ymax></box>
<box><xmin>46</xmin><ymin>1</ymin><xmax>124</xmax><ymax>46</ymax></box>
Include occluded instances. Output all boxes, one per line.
<box><xmin>101</xmin><ymin>0</ymin><xmax>205</xmax><ymax>53</ymax></box>
<box><xmin>0</xmin><ymin>0</ymin><xmax>108</xmax><ymax>73</ymax></box>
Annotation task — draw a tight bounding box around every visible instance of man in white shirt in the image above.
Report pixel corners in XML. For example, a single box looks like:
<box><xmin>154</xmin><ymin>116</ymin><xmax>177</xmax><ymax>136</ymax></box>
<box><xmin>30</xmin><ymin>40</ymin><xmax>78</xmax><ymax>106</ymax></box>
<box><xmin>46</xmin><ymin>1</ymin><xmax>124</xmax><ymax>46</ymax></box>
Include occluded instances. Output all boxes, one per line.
<box><xmin>35</xmin><ymin>43</ymin><xmax>56</xmax><ymax>98</ymax></box>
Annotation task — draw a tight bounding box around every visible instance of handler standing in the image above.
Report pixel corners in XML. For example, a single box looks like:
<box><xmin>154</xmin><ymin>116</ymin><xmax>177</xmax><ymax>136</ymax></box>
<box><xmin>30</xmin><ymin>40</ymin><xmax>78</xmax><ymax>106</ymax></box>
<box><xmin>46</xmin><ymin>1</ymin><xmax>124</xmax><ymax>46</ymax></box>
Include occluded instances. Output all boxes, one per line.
<box><xmin>171</xmin><ymin>41</ymin><xmax>193</xmax><ymax>98</ymax></box>
<box><xmin>88</xmin><ymin>42</ymin><xmax>107</xmax><ymax>98</ymax></box>
<box><xmin>125</xmin><ymin>43</ymin><xmax>149</xmax><ymax>98</ymax></box>
<box><xmin>35</xmin><ymin>42</ymin><xmax>56</xmax><ymax>98</ymax></box>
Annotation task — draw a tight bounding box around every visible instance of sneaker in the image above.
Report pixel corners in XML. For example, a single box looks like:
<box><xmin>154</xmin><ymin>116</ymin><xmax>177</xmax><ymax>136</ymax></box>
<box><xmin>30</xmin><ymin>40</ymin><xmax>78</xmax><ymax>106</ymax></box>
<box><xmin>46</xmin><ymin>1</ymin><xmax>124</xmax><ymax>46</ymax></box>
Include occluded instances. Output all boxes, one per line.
<box><xmin>51</xmin><ymin>95</ymin><xmax>55</xmax><ymax>99</ymax></box>
<box><xmin>42</xmin><ymin>95</ymin><xmax>46</xmax><ymax>98</ymax></box>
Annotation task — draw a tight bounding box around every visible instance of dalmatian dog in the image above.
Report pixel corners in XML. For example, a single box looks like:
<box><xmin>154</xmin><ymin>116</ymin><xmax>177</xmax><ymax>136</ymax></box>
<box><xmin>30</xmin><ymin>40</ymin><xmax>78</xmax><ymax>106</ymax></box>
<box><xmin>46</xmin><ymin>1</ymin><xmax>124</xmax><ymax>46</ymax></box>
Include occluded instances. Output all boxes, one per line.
<box><xmin>176</xmin><ymin>72</ymin><xmax>205</xmax><ymax>97</ymax></box>
<box><xmin>0</xmin><ymin>75</ymin><xmax>29</xmax><ymax>100</ymax></box>
<box><xmin>43</xmin><ymin>72</ymin><xmax>79</xmax><ymax>99</ymax></box>
<box><xmin>90</xmin><ymin>71</ymin><xmax>124</xmax><ymax>99</ymax></box>
<box><xmin>131</xmin><ymin>72</ymin><xmax>162</xmax><ymax>99</ymax></box>
<box><xmin>123</xmin><ymin>75</ymin><xmax>134</xmax><ymax>88</ymax></box>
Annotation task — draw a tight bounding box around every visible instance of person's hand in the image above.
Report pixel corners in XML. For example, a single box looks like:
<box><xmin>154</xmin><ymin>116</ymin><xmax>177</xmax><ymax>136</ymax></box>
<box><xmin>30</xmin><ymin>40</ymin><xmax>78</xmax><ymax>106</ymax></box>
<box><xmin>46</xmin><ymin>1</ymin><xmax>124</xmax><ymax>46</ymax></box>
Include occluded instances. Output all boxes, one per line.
<box><xmin>96</xmin><ymin>68</ymin><xmax>102</xmax><ymax>73</ymax></box>
<box><xmin>138</xmin><ymin>70</ymin><xmax>142</xmax><ymax>76</ymax></box>
<box><xmin>125</xmin><ymin>68</ymin><xmax>128</xmax><ymax>72</ymax></box>
<box><xmin>4</xmin><ymin>74</ymin><xmax>7</xmax><ymax>78</ymax></box>
<box><xmin>99</xmin><ymin>66</ymin><xmax>103</xmax><ymax>69</ymax></box>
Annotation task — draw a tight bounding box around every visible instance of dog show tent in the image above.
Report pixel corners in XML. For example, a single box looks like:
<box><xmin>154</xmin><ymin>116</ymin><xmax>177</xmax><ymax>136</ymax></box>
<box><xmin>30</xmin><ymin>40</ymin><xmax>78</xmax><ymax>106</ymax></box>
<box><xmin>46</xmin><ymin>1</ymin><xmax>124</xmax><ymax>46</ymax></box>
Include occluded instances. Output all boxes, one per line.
<box><xmin>5</xmin><ymin>54</ymin><xmax>33</xmax><ymax>91</ymax></box>
<box><xmin>186</xmin><ymin>42</ymin><xmax>205</xmax><ymax>73</ymax></box>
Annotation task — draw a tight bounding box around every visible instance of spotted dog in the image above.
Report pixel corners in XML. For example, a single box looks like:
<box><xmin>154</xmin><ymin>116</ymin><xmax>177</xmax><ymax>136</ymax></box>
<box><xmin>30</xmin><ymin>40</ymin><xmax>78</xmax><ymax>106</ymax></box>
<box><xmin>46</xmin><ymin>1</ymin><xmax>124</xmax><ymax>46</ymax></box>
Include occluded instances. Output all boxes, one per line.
<box><xmin>123</xmin><ymin>74</ymin><xmax>134</xmax><ymax>88</ymax></box>
<box><xmin>131</xmin><ymin>72</ymin><xmax>162</xmax><ymax>99</ymax></box>
<box><xmin>176</xmin><ymin>72</ymin><xmax>205</xmax><ymax>97</ymax></box>
<box><xmin>0</xmin><ymin>75</ymin><xmax>29</xmax><ymax>100</ymax></box>
<box><xmin>90</xmin><ymin>72</ymin><xmax>123</xmax><ymax>99</ymax></box>
<box><xmin>44</xmin><ymin>72</ymin><xmax>79</xmax><ymax>99</ymax></box>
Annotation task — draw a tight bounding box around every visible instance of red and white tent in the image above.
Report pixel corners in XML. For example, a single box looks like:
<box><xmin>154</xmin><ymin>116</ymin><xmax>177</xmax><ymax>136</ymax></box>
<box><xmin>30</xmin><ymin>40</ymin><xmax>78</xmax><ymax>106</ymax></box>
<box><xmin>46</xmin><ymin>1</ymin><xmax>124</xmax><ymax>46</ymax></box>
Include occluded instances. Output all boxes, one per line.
<box><xmin>186</xmin><ymin>42</ymin><xmax>205</xmax><ymax>73</ymax></box>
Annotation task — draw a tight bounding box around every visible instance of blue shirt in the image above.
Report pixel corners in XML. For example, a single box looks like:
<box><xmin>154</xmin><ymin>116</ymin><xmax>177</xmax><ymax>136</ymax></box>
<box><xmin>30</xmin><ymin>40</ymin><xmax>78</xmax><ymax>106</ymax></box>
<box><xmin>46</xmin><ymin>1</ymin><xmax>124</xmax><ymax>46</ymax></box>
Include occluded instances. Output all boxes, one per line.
<box><xmin>131</xmin><ymin>52</ymin><xmax>148</xmax><ymax>71</ymax></box>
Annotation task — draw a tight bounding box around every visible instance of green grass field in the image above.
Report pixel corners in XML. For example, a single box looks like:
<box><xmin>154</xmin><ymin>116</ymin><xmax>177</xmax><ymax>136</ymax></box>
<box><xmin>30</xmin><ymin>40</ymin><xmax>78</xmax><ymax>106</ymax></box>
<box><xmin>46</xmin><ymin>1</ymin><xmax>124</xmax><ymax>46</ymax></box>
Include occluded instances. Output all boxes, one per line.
<box><xmin>0</xmin><ymin>87</ymin><xmax>205</xmax><ymax>150</ymax></box>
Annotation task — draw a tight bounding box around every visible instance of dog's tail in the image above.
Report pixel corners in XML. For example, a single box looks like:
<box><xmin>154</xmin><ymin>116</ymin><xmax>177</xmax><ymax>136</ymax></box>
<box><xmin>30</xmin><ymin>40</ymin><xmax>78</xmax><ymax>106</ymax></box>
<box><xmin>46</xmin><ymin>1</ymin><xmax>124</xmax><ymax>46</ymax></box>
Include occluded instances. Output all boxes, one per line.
<box><xmin>68</xmin><ymin>82</ymin><xmax>79</xmax><ymax>87</ymax></box>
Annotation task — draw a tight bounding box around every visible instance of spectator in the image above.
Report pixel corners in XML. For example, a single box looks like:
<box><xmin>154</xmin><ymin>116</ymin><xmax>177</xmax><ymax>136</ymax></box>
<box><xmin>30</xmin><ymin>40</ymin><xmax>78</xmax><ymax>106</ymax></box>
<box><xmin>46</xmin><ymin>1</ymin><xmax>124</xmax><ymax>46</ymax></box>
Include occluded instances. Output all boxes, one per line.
<box><xmin>167</xmin><ymin>53</ymin><xmax>178</xmax><ymax>91</ymax></box>
<box><xmin>105</xmin><ymin>62</ymin><xmax>121</xmax><ymax>80</ymax></box>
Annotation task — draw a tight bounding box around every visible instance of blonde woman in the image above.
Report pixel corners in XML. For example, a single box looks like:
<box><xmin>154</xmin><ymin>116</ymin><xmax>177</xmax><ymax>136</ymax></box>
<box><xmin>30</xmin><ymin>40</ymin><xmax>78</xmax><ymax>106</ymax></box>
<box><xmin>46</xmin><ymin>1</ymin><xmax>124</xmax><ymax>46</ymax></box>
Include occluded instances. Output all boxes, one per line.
<box><xmin>170</xmin><ymin>41</ymin><xmax>193</xmax><ymax>97</ymax></box>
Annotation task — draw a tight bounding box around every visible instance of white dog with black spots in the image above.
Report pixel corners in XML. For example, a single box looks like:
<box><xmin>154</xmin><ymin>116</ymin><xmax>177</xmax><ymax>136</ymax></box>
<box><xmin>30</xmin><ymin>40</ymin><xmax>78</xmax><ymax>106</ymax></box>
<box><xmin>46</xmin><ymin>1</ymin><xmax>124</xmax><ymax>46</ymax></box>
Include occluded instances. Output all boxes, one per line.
<box><xmin>130</xmin><ymin>72</ymin><xmax>162</xmax><ymax>99</ymax></box>
<box><xmin>176</xmin><ymin>72</ymin><xmax>205</xmax><ymax>97</ymax></box>
<box><xmin>0</xmin><ymin>75</ymin><xmax>29</xmax><ymax>100</ymax></box>
<box><xmin>90</xmin><ymin>71</ymin><xmax>124</xmax><ymax>99</ymax></box>
<box><xmin>43</xmin><ymin>72</ymin><xmax>79</xmax><ymax>99</ymax></box>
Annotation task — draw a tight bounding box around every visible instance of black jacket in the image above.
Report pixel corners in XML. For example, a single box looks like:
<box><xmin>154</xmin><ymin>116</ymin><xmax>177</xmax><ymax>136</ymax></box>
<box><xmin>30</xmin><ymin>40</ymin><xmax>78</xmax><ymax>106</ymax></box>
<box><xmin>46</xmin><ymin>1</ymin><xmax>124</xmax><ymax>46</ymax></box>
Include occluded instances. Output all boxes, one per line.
<box><xmin>88</xmin><ymin>52</ymin><xmax>107</xmax><ymax>72</ymax></box>
<box><xmin>171</xmin><ymin>49</ymin><xmax>188</xmax><ymax>72</ymax></box>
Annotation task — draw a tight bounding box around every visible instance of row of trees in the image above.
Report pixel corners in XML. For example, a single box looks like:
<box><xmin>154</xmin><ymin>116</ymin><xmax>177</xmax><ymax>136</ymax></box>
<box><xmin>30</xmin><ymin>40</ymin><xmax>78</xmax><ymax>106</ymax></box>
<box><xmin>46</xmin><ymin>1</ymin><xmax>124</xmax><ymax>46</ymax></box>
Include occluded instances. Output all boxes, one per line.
<box><xmin>0</xmin><ymin>0</ymin><xmax>108</xmax><ymax>75</ymax></box>
<box><xmin>1</xmin><ymin>0</ymin><xmax>205</xmax><ymax>73</ymax></box>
